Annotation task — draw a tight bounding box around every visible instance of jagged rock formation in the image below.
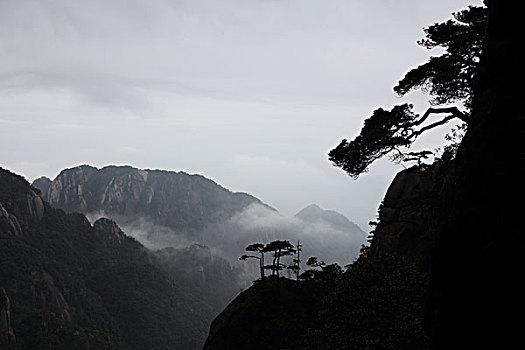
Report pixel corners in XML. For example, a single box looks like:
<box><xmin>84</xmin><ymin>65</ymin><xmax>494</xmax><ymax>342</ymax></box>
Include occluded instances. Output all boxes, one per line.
<box><xmin>31</xmin><ymin>177</ymin><xmax>52</xmax><ymax>199</ymax></box>
<box><xmin>0</xmin><ymin>167</ymin><xmax>206</xmax><ymax>349</ymax></box>
<box><xmin>0</xmin><ymin>172</ymin><xmax>44</xmax><ymax>236</ymax></box>
<box><xmin>36</xmin><ymin>165</ymin><xmax>266</xmax><ymax>235</ymax></box>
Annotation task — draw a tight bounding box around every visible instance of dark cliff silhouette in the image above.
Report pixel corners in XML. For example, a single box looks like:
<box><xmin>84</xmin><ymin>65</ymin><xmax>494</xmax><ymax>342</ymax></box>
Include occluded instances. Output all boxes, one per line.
<box><xmin>428</xmin><ymin>0</ymin><xmax>522</xmax><ymax>348</ymax></box>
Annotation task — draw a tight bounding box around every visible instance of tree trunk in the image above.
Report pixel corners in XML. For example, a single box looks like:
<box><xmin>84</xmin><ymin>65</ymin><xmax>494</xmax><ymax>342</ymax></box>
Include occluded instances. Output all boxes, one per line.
<box><xmin>260</xmin><ymin>252</ymin><xmax>265</xmax><ymax>279</ymax></box>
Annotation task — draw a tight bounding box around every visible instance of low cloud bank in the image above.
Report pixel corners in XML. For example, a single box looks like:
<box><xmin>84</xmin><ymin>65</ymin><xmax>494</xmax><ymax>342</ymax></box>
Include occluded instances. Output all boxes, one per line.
<box><xmin>210</xmin><ymin>203</ymin><xmax>367</xmax><ymax>267</ymax></box>
<box><xmin>87</xmin><ymin>203</ymin><xmax>367</xmax><ymax>279</ymax></box>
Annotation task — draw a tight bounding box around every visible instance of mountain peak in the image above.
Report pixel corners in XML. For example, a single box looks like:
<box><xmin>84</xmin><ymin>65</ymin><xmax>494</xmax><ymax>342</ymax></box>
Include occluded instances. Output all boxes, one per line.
<box><xmin>295</xmin><ymin>203</ymin><xmax>323</xmax><ymax>216</ymax></box>
<box><xmin>295</xmin><ymin>204</ymin><xmax>363</xmax><ymax>233</ymax></box>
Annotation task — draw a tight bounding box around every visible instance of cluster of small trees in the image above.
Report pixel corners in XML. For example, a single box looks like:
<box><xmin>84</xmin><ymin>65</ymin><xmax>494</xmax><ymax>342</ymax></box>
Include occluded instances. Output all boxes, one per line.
<box><xmin>239</xmin><ymin>240</ymin><xmax>300</xmax><ymax>279</ymax></box>
<box><xmin>240</xmin><ymin>240</ymin><xmax>341</xmax><ymax>282</ymax></box>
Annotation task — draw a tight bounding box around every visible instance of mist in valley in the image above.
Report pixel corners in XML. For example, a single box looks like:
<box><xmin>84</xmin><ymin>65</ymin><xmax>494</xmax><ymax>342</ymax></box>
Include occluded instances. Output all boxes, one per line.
<box><xmin>86</xmin><ymin>202</ymin><xmax>367</xmax><ymax>288</ymax></box>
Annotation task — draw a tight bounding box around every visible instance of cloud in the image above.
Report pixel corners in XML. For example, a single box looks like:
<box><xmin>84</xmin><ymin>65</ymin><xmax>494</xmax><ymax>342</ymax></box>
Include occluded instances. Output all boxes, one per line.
<box><xmin>1</xmin><ymin>0</ymin><xmax>476</xmax><ymax>109</ymax></box>
<box><xmin>85</xmin><ymin>212</ymin><xmax>195</xmax><ymax>251</ymax></box>
<box><xmin>199</xmin><ymin>203</ymin><xmax>367</xmax><ymax>266</ymax></box>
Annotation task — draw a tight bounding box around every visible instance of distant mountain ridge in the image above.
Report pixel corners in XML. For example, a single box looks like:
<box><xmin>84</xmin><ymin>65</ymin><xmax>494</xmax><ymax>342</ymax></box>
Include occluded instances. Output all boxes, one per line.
<box><xmin>34</xmin><ymin>165</ymin><xmax>269</xmax><ymax>235</ymax></box>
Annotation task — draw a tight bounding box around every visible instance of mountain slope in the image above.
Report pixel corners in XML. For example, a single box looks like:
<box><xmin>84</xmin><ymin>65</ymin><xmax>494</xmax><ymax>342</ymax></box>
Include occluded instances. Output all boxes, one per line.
<box><xmin>1</xmin><ymin>167</ymin><xmax>204</xmax><ymax>349</ymax></box>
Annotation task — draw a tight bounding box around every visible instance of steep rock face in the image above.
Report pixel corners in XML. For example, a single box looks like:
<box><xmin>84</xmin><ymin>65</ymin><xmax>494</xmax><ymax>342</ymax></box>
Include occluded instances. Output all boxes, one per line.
<box><xmin>31</xmin><ymin>177</ymin><xmax>52</xmax><ymax>198</ymax></box>
<box><xmin>93</xmin><ymin>218</ymin><xmax>127</xmax><ymax>246</ymax></box>
<box><xmin>368</xmin><ymin>162</ymin><xmax>449</xmax><ymax>268</ymax></box>
<box><xmin>45</xmin><ymin>165</ymin><xmax>98</xmax><ymax>213</ymax></box>
<box><xmin>0</xmin><ymin>167</ymin><xmax>205</xmax><ymax>349</ymax></box>
<box><xmin>37</xmin><ymin>165</ymin><xmax>265</xmax><ymax>233</ymax></box>
<box><xmin>0</xmin><ymin>170</ymin><xmax>44</xmax><ymax>234</ymax></box>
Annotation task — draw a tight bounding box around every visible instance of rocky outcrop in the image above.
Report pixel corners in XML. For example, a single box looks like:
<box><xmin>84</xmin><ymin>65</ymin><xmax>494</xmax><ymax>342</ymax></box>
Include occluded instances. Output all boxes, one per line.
<box><xmin>367</xmin><ymin>162</ymin><xmax>449</xmax><ymax>268</ymax></box>
<box><xmin>0</xmin><ymin>169</ymin><xmax>45</xmax><ymax>233</ymax></box>
<box><xmin>31</xmin><ymin>176</ymin><xmax>52</xmax><ymax>198</ymax></box>
<box><xmin>45</xmin><ymin>165</ymin><xmax>98</xmax><ymax>213</ymax></box>
<box><xmin>93</xmin><ymin>218</ymin><xmax>127</xmax><ymax>245</ymax></box>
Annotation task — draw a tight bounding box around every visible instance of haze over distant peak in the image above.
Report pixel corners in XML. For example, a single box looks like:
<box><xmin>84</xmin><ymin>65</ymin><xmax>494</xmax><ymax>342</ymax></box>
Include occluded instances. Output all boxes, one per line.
<box><xmin>295</xmin><ymin>203</ymin><xmax>363</xmax><ymax>233</ymax></box>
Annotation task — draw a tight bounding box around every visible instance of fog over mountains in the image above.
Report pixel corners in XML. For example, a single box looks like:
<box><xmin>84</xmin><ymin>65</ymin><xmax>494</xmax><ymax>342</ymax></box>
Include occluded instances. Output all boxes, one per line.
<box><xmin>28</xmin><ymin>164</ymin><xmax>366</xmax><ymax>347</ymax></box>
<box><xmin>33</xmin><ymin>165</ymin><xmax>366</xmax><ymax>268</ymax></box>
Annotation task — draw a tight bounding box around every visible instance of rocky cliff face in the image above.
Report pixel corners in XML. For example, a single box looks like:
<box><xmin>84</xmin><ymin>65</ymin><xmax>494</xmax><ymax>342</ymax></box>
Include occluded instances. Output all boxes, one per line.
<box><xmin>37</xmin><ymin>165</ymin><xmax>265</xmax><ymax>234</ymax></box>
<box><xmin>367</xmin><ymin>162</ymin><xmax>451</xmax><ymax>270</ymax></box>
<box><xmin>0</xmin><ymin>171</ymin><xmax>44</xmax><ymax>236</ymax></box>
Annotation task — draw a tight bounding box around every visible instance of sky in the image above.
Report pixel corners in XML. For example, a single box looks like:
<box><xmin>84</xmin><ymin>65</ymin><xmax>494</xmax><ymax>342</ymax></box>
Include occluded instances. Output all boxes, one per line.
<box><xmin>0</xmin><ymin>0</ymin><xmax>482</xmax><ymax>230</ymax></box>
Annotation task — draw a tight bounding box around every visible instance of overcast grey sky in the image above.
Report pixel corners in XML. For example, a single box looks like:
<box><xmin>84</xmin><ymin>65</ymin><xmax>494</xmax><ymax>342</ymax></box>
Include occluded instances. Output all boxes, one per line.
<box><xmin>0</xmin><ymin>0</ymin><xmax>481</xmax><ymax>229</ymax></box>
